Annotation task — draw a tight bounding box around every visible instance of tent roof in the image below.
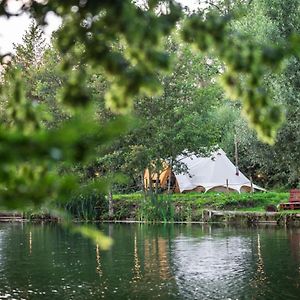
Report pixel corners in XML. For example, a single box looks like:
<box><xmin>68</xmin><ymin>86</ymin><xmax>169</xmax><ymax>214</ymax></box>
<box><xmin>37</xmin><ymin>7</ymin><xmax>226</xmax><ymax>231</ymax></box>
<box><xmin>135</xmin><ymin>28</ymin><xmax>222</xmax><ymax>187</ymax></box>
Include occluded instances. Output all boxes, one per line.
<box><xmin>174</xmin><ymin>149</ymin><xmax>264</xmax><ymax>193</ymax></box>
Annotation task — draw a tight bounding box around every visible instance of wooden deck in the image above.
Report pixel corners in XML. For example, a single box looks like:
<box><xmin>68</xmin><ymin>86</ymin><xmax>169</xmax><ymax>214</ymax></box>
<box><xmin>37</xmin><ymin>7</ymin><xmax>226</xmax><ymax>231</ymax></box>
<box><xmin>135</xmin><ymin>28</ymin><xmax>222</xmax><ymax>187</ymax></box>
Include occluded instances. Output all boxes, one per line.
<box><xmin>0</xmin><ymin>212</ymin><xmax>24</xmax><ymax>222</ymax></box>
<box><xmin>280</xmin><ymin>202</ymin><xmax>300</xmax><ymax>210</ymax></box>
<box><xmin>202</xmin><ymin>209</ymin><xmax>300</xmax><ymax>225</ymax></box>
<box><xmin>280</xmin><ymin>189</ymin><xmax>300</xmax><ymax>210</ymax></box>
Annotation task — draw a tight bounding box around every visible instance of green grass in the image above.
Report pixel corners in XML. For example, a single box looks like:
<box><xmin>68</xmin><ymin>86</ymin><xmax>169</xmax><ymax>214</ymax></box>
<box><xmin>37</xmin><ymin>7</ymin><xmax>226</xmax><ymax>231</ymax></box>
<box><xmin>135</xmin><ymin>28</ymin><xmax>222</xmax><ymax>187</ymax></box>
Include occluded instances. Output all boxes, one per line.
<box><xmin>114</xmin><ymin>191</ymin><xmax>288</xmax><ymax>209</ymax></box>
<box><xmin>111</xmin><ymin>191</ymin><xmax>291</xmax><ymax>221</ymax></box>
<box><xmin>61</xmin><ymin>191</ymin><xmax>296</xmax><ymax>222</ymax></box>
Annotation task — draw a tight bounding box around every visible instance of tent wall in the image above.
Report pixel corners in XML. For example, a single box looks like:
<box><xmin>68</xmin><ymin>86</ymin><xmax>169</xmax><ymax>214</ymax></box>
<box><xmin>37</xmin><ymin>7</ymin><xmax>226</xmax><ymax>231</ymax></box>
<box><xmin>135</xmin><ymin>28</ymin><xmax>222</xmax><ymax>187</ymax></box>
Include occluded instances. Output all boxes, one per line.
<box><xmin>174</xmin><ymin>149</ymin><xmax>264</xmax><ymax>193</ymax></box>
<box><xmin>190</xmin><ymin>186</ymin><xmax>206</xmax><ymax>193</ymax></box>
<box><xmin>207</xmin><ymin>186</ymin><xmax>238</xmax><ymax>193</ymax></box>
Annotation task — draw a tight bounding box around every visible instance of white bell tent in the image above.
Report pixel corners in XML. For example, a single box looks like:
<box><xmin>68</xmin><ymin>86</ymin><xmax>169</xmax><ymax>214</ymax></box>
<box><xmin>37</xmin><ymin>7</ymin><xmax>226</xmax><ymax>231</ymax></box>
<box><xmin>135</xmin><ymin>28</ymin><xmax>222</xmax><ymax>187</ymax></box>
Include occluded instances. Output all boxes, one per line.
<box><xmin>174</xmin><ymin>149</ymin><xmax>264</xmax><ymax>193</ymax></box>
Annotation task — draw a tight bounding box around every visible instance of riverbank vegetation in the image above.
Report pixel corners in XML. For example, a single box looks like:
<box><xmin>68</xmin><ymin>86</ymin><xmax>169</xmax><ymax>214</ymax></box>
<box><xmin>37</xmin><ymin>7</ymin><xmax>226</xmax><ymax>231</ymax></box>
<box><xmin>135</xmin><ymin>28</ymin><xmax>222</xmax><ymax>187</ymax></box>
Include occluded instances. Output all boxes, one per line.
<box><xmin>113</xmin><ymin>192</ymin><xmax>289</xmax><ymax>222</ymax></box>
<box><xmin>46</xmin><ymin>191</ymin><xmax>287</xmax><ymax>222</ymax></box>
<box><xmin>1</xmin><ymin>0</ymin><xmax>300</xmax><ymax>242</ymax></box>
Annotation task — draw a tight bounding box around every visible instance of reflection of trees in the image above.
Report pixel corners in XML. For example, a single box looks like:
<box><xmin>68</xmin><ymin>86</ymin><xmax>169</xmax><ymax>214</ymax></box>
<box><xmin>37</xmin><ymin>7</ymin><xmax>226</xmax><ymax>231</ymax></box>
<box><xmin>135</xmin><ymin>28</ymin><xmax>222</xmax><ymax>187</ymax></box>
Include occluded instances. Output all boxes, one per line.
<box><xmin>169</xmin><ymin>225</ymin><xmax>300</xmax><ymax>299</ymax></box>
<box><xmin>0</xmin><ymin>223</ymin><xmax>101</xmax><ymax>299</ymax></box>
<box><xmin>3</xmin><ymin>223</ymin><xmax>300</xmax><ymax>299</ymax></box>
<box><xmin>248</xmin><ymin>226</ymin><xmax>300</xmax><ymax>299</ymax></box>
<box><xmin>0</xmin><ymin>223</ymin><xmax>179</xmax><ymax>299</ymax></box>
<box><xmin>288</xmin><ymin>228</ymin><xmax>300</xmax><ymax>262</ymax></box>
<box><xmin>142</xmin><ymin>236</ymin><xmax>171</xmax><ymax>281</ymax></box>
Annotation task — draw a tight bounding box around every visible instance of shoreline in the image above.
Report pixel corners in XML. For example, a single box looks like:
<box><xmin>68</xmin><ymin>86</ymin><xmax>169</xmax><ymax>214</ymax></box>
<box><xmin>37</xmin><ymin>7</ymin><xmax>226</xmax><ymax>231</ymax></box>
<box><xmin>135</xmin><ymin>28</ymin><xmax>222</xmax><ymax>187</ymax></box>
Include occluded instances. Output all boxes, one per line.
<box><xmin>1</xmin><ymin>209</ymin><xmax>299</xmax><ymax>226</ymax></box>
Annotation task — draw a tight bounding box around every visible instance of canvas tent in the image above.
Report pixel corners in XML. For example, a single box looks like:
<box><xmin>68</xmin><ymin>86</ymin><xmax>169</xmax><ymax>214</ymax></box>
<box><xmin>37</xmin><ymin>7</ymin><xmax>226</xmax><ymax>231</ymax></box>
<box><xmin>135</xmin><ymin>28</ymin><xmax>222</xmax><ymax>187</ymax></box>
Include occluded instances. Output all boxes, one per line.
<box><xmin>144</xmin><ymin>149</ymin><xmax>264</xmax><ymax>193</ymax></box>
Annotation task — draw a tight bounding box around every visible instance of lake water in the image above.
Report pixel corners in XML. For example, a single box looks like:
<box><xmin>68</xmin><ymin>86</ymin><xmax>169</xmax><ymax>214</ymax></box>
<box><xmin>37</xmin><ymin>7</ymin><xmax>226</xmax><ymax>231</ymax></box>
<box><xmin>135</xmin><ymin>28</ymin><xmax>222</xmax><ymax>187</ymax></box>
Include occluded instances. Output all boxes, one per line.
<box><xmin>0</xmin><ymin>223</ymin><xmax>300</xmax><ymax>299</ymax></box>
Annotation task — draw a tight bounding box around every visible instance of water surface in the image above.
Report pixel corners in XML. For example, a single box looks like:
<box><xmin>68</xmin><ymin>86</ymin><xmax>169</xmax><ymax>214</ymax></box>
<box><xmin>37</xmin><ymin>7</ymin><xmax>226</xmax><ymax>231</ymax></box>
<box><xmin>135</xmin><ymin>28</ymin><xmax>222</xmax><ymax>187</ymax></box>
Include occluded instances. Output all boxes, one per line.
<box><xmin>0</xmin><ymin>223</ymin><xmax>299</xmax><ymax>299</ymax></box>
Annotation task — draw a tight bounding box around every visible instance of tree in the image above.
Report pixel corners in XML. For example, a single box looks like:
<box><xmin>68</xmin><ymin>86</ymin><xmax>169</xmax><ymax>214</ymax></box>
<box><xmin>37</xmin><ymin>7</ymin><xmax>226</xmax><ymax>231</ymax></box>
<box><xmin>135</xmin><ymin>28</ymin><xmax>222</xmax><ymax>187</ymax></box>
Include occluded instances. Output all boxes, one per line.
<box><xmin>1</xmin><ymin>1</ymin><xmax>293</xmax><ymax>141</ymax></box>
<box><xmin>0</xmin><ymin>23</ymin><xmax>69</xmax><ymax>128</ymax></box>
<box><xmin>219</xmin><ymin>0</ymin><xmax>300</xmax><ymax>189</ymax></box>
<box><xmin>13</xmin><ymin>20</ymin><xmax>46</xmax><ymax>70</ymax></box>
<box><xmin>91</xmin><ymin>35</ymin><xmax>222</xmax><ymax>195</ymax></box>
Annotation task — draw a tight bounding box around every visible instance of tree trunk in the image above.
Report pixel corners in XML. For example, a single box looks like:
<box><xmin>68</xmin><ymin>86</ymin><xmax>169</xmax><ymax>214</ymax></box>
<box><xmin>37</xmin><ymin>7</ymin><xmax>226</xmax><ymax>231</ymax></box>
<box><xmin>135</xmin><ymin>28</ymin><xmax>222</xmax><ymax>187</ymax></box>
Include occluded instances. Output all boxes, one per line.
<box><xmin>108</xmin><ymin>189</ymin><xmax>114</xmax><ymax>218</ymax></box>
<box><xmin>148</xmin><ymin>167</ymin><xmax>153</xmax><ymax>196</ymax></box>
<box><xmin>167</xmin><ymin>159</ymin><xmax>173</xmax><ymax>194</ymax></box>
<box><xmin>141</xmin><ymin>172</ymin><xmax>147</xmax><ymax>202</ymax></box>
<box><xmin>155</xmin><ymin>171</ymin><xmax>160</xmax><ymax>195</ymax></box>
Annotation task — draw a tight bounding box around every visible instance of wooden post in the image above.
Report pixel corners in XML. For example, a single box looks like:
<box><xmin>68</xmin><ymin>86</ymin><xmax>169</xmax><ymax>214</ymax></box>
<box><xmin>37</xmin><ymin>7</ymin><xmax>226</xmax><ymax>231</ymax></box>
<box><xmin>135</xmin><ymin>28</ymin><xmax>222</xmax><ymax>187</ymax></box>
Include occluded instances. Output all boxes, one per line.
<box><xmin>208</xmin><ymin>210</ymin><xmax>212</xmax><ymax>221</ymax></box>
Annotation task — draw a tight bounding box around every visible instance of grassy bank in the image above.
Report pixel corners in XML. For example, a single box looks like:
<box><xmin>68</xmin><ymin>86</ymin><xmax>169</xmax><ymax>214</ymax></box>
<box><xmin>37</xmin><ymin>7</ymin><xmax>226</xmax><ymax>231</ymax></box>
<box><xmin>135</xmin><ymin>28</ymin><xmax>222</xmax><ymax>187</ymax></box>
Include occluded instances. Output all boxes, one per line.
<box><xmin>110</xmin><ymin>192</ymin><xmax>289</xmax><ymax>222</ymax></box>
<box><xmin>24</xmin><ymin>192</ymin><xmax>292</xmax><ymax>222</ymax></box>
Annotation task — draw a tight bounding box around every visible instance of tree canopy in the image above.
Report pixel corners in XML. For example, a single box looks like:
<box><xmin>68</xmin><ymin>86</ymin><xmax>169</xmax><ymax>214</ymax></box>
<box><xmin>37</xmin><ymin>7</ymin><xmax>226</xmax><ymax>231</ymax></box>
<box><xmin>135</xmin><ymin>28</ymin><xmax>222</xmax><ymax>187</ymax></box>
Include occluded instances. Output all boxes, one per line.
<box><xmin>1</xmin><ymin>0</ymin><xmax>300</xmax><ymax>246</ymax></box>
<box><xmin>219</xmin><ymin>0</ymin><xmax>300</xmax><ymax>188</ymax></box>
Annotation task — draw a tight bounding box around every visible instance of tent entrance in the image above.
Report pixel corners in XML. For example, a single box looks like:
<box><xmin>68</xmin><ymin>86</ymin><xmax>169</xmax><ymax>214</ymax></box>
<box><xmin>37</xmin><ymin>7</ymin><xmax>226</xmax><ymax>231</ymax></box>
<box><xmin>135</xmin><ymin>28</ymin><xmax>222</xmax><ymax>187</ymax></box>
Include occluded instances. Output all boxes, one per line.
<box><xmin>144</xmin><ymin>168</ymin><xmax>180</xmax><ymax>193</ymax></box>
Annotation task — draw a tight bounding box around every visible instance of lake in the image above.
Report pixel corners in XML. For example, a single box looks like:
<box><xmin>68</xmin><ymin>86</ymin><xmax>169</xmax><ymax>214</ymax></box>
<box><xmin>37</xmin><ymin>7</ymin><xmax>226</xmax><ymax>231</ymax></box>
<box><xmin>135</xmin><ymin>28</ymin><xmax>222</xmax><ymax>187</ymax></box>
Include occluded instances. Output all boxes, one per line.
<box><xmin>0</xmin><ymin>222</ymin><xmax>299</xmax><ymax>299</ymax></box>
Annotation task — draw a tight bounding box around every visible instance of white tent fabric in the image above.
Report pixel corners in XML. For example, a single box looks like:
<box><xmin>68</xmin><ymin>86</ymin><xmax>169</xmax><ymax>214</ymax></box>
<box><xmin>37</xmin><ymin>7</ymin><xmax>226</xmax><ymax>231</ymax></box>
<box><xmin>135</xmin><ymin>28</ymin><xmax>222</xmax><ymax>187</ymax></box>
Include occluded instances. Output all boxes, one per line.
<box><xmin>175</xmin><ymin>149</ymin><xmax>264</xmax><ymax>193</ymax></box>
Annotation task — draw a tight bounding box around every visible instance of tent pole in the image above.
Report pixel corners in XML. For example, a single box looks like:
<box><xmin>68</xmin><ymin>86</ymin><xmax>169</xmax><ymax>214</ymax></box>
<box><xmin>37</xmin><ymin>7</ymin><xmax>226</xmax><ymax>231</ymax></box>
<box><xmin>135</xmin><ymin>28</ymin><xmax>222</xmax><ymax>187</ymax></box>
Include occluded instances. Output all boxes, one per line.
<box><xmin>226</xmin><ymin>179</ymin><xmax>229</xmax><ymax>193</ymax></box>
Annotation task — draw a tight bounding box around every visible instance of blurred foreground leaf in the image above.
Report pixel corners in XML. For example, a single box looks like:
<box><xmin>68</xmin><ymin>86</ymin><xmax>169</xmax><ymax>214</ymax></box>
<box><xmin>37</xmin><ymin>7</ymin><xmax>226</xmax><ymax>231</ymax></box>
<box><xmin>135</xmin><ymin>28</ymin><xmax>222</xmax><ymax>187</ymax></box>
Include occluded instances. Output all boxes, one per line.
<box><xmin>49</xmin><ymin>208</ymin><xmax>112</xmax><ymax>250</ymax></box>
<box><xmin>72</xmin><ymin>225</ymin><xmax>113</xmax><ymax>250</ymax></box>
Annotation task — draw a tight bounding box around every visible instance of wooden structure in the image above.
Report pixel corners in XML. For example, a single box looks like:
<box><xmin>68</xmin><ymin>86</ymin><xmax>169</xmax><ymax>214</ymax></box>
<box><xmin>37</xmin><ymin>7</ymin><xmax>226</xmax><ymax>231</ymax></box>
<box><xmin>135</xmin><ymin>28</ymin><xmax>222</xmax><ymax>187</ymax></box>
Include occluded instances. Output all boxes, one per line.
<box><xmin>280</xmin><ymin>189</ymin><xmax>300</xmax><ymax>210</ymax></box>
<box><xmin>202</xmin><ymin>209</ymin><xmax>300</xmax><ymax>225</ymax></box>
<box><xmin>144</xmin><ymin>167</ymin><xmax>180</xmax><ymax>193</ymax></box>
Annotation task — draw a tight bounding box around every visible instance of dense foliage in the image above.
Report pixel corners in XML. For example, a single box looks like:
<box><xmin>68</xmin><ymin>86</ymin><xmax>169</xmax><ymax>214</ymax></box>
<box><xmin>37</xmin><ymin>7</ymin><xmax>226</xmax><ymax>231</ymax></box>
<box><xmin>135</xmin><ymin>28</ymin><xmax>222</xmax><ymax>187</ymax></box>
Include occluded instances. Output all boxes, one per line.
<box><xmin>94</xmin><ymin>38</ymin><xmax>223</xmax><ymax>194</ymax></box>
<box><xmin>220</xmin><ymin>0</ymin><xmax>300</xmax><ymax>189</ymax></box>
<box><xmin>1</xmin><ymin>0</ymin><xmax>300</xmax><ymax>245</ymax></box>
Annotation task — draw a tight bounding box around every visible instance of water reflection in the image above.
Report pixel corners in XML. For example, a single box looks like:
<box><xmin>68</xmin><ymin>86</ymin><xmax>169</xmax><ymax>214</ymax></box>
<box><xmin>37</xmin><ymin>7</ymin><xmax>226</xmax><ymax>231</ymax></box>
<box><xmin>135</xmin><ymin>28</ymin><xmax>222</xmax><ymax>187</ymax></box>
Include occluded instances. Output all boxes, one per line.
<box><xmin>95</xmin><ymin>244</ymin><xmax>102</xmax><ymax>277</ymax></box>
<box><xmin>0</xmin><ymin>223</ymin><xmax>300</xmax><ymax>299</ymax></box>
<box><xmin>132</xmin><ymin>234</ymin><xmax>141</xmax><ymax>281</ymax></box>
<box><xmin>172</xmin><ymin>230</ymin><xmax>252</xmax><ymax>299</ymax></box>
<box><xmin>142</xmin><ymin>236</ymin><xmax>172</xmax><ymax>281</ymax></box>
<box><xmin>29</xmin><ymin>231</ymin><xmax>32</xmax><ymax>255</ymax></box>
<box><xmin>288</xmin><ymin>228</ymin><xmax>300</xmax><ymax>262</ymax></box>
<box><xmin>256</xmin><ymin>233</ymin><xmax>266</xmax><ymax>280</ymax></box>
